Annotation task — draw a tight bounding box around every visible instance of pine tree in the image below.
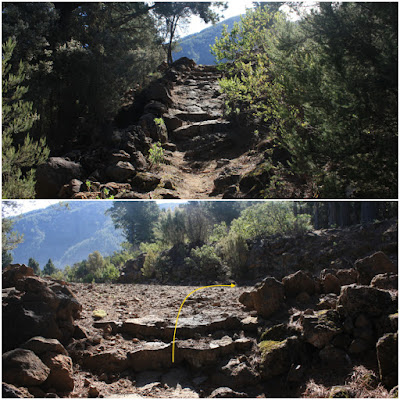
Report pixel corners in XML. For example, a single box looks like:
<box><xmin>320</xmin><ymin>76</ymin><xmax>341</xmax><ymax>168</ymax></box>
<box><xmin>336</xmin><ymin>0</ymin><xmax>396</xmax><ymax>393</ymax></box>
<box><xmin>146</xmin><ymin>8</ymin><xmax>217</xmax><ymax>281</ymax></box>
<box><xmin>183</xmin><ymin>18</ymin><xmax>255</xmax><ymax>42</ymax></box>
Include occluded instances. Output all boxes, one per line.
<box><xmin>2</xmin><ymin>38</ymin><xmax>50</xmax><ymax>198</ymax></box>
<box><xmin>43</xmin><ymin>258</ymin><xmax>56</xmax><ymax>276</ymax></box>
<box><xmin>28</xmin><ymin>257</ymin><xmax>40</xmax><ymax>275</ymax></box>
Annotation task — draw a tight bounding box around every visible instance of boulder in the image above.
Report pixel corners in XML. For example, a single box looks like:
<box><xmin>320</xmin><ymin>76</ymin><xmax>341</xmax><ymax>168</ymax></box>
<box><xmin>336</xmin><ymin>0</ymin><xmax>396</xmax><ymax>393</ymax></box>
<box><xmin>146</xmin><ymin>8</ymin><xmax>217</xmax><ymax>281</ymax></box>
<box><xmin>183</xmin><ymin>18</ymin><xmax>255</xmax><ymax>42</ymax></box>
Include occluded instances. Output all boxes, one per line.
<box><xmin>250</xmin><ymin>277</ymin><xmax>285</xmax><ymax>318</ymax></box>
<box><xmin>130</xmin><ymin>151</ymin><xmax>148</xmax><ymax>171</ymax></box>
<box><xmin>36</xmin><ymin>157</ymin><xmax>82</xmax><ymax>198</ymax></box>
<box><xmin>3</xmin><ymin>349</ymin><xmax>50</xmax><ymax>387</ymax></box>
<box><xmin>42</xmin><ymin>353</ymin><xmax>74</xmax><ymax>392</ymax></box>
<box><xmin>260</xmin><ymin>323</ymin><xmax>299</xmax><ymax>342</ymax></box>
<box><xmin>144</xmin><ymin>101</ymin><xmax>167</xmax><ymax>117</ymax></box>
<box><xmin>139</xmin><ymin>113</ymin><xmax>168</xmax><ymax>143</ymax></box>
<box><xmin>219</xmin><ymin>358</ymin><xmax>259</xmax><ymax>388</ymax></box>
<box><xmin>163</xmin><ymin>115</ymin><xmax>183</xmax><ymax>132</ymax></box>
<box><xmin>300</xmin><ymin>310</ymin><xmax>342</xmax><ymax>349</ymax></box>
<box><xmin>337</xmin><ymin>284</ymin><xmax>395</xmax><ymax>318</ymax></box>
<box><xmin>145</xmin><ymin>81</ymin><xmax>173</xmax><ymax>106</ymax></box>
<box><xmin>319</xmin><ymin>345</ymin><xmax>350</xmax><ymax>366</ymax></box>
<box><xmin>177</xmin><ymin>336</ymin><xmax>235</xmax><ymax>368</ymax></box>
<box><xmin>131</xmin><ymin>172</ymin><xmax>161</xmax><ymax>192</ymax></box>
<box><xmin>282</xmin><ymin>270</ymin><xmax>315</xmax><ymax>297</ymax></box>
<box><xmin>21</xmin><ymin>337</ymin><xmax>68</xmax><ymax>356</ymax></box>
<box><xmin>349</xmin><ymin>338</ymin><xmax>370</xmax><ymax>354</ymax></box>
<box><xmin>355</xmin><ymin>251</ymin><xmax>396</xmax><ymax>285</ymax></box>
<box><xmin>2</xmin><ymin>383</ymin><xmax>34</xmax><ymax>398</ymax></box>
<box><xmin>82</xmin><ymin>349</ymin><xmax>130</xmax><ymax>373</ymax></box>
<box><xmin>119</xmin><ymin>255</ymin><xmax>146</xmax><ymax>283</ymax></box>
<box><xmin>371</xmin><ymin>273</ymin><xmax>398</xmax><ymax>290</ymax></box>
<box><xmin>321</xmin><ymin>273</ymin><xmax>341</xmax><ymax>295</ymax></box>
<box><xmin>259</xmin><ymin>336</ymin><xmax>303</xmax><ymax>379</ymax></box>
<box><xmin>316</xmin><ymin>294</ymin><xmax>338</xmax><ymax>310</ymax></box>
<box><xmin>2</xmin><ymin>264</ymin><xmax>34</xmax><ymax>288</ymax></box>
<box><xmin>106</xmin><ymin>161</ymin><xmax>136</xmax><ymax>182</ymax></box>
<box><xmin>336</xmin><ymin>268</ymin><xmax>358</xmax><ymax>286</ymax></box>
<box><xmin>238</xmin><ymin>291</ymin><xmax>253</xmax><ymax>309</ymax></box>
<box><xmin>3</xmin><ymin>271</ymin><xmax>82</xmax><ymax>351</ymax></box>
<box><xmin>58</xmin><ymin>179</ymin><xmax>83</xmax><ymax>198</ymax></box>
<box><xmin>376</xmin><ymin>333</ymin><xmax>398</xmax><ymax>389</ymax></box>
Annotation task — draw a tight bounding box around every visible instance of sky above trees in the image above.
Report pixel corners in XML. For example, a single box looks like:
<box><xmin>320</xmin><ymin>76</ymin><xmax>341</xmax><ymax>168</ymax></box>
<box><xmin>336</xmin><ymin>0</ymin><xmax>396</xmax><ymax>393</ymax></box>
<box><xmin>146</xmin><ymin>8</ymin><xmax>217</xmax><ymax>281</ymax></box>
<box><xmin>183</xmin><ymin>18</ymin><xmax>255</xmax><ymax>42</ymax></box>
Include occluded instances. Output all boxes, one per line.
<box><xmin>184</xmin><ymin>0</ymin><xmax>254</xmax><ymax>35</ymax></box>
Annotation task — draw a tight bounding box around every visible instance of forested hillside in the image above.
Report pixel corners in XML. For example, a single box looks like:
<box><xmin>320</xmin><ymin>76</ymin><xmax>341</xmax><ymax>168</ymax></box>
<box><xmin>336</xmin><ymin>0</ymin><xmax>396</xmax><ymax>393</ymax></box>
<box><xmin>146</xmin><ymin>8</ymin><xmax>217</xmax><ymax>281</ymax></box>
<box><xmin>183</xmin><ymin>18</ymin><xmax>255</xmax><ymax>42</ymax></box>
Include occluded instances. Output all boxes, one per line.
<box><xmin>10</xmin><ymin>202</ymin><xmax>123</xmax><ymax>267</ymax></box>
<box><xmin>173</xmin><ymin>15</ymin><xmax>241</xmax><ymax>64</ymax></box>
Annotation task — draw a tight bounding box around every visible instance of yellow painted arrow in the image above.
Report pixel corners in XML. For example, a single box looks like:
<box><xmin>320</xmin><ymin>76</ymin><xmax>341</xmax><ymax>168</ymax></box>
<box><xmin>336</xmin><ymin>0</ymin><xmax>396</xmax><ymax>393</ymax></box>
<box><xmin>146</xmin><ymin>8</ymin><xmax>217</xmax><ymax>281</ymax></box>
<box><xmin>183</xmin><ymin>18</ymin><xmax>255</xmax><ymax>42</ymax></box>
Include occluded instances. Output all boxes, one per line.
<box><xmin>171</xmin><ymin>283</ymin><xmax>236</xmax><ymax>363</ymax></box>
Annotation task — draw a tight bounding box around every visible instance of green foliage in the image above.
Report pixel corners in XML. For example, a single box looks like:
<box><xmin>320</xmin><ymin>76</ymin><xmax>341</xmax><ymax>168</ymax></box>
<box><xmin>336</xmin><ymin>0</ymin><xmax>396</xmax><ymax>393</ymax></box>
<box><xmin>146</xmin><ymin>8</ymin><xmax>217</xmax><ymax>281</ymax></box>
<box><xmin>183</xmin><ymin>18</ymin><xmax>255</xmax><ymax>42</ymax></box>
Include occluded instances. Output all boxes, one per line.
<box><xmin>184</xmin><ymin>203</ymin><xmax>212</xmax><ymax>245</ymax></box>
<box><xmin>28</xmin><ymin>257</ymin><xmax>40</xmax><ymax>275</ymax></box>
<box><xmin>64</xmin><ymin>250</ymin><xmax>120</xmax><ymax>283</ymax></box>
<box><xmin>2</xmin><ymin>3</ymin><xmax>164</xmax><ymax>149</ymax></box>
<box><xmin>220</xmin><ymin>231</ymin><xmax>248</xmax><ymax>280</ymax></box>
<box><xmin>149</xmin><ymin>142</ymin><xmax>165</xmax><ymax>166</ymax></box>
<box><xmin>153</xmin><ymin>2</ymin><xmax>226</xmax><ymax>64</ymax></box>
<box><xmin>2</xmin><ymin>38</ymin><xmax>49</xmax><ymax>198</ymax></box>
<box><xmin>107</xmin><ymin>201</ymin><xmax>160</xmax><ymax>247</ymax></box>
<box><xmin>230</xmin><ymin>202</ymin><xmax>311</xmax><ymax>239</ymax></box>
<box><xmin>212</xmin><ymin>4</ymin><xmax>398</xmax><ymax>198</ymax></box>
<box><xmin>2</xmin><ymin>216</ymin><xmax>23</xmax><ymax>269</ymax></box>
<box><xmin>184</xmin><ymin>244</ymin><xmax>224</xmax><ymax>281</ymax></box>
<box><xmin>156</xmin><ymin>210</ymin><xmax>186</xmax><ymax>246</ymax></box>
<box><xmin>43</xmin><ymin>258</ymin><xmax>56</xmax><ymax>276</ymax></box>
<box><xmin>209</xmin><ymin>221</ymin><xmax>228</xmax><ymax>243</ymax></box>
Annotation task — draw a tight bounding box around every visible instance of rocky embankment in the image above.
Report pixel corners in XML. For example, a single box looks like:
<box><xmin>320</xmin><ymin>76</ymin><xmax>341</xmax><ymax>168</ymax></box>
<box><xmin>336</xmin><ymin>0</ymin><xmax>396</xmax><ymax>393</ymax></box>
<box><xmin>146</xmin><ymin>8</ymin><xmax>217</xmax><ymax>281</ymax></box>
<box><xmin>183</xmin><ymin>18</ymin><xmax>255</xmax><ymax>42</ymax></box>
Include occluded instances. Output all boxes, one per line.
<box><xmin>34</xmin><ymin>57</ymin><xmax>269</xmax><ymax>199</ymax></box>
<box><xmin>2</xmin><ymin>220</ymin><xmax>398</xmax><ymax>398</ymax></box>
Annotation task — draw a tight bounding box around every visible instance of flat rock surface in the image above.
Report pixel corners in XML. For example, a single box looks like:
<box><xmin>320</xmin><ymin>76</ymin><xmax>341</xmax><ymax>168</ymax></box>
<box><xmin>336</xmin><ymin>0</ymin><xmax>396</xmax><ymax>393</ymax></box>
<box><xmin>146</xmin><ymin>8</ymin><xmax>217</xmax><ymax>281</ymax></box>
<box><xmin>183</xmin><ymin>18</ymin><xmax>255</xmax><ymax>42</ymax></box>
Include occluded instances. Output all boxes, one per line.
<box><xmin>68</xmin><ymin>283</ymin><xmax>255</xmax><ymax>398</ymax></box>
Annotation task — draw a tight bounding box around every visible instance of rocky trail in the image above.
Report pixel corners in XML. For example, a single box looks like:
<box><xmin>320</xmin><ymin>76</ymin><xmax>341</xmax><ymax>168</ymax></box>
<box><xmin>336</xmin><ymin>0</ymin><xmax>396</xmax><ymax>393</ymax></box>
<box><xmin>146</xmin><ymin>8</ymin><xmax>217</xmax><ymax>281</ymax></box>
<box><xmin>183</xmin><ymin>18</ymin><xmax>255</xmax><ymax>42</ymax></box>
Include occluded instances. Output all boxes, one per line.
<box><xmin>2</xmin><ymin>219</ymin><xmax>398</xmax><ymax>398</ymax></box>
<box><xmin>35</xmin><ymin>58</ymin><xmax>266</xmax><ymax>199</ymax></box>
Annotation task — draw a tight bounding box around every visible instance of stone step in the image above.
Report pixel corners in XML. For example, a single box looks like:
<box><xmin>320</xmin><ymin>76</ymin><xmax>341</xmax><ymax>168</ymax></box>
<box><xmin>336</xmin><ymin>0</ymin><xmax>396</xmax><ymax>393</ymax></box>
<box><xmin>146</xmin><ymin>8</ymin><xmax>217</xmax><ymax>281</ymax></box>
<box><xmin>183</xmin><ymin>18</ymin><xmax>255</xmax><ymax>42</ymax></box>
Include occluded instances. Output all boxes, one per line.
<box><xmin>71</xmin><ymin>335</ymin><xmax>254</xmax><ymax>373</ymax></box>
<box><xmin>172</xmin><ymin>111</ymin><xmax>220</xmax><ymax>123</ymax></box>
<box><xmin>120</xmin><ymin>314</ymin><xmax>256</xmax><ymax>340</ymax></box>
<box><xmin>189</xmin><ymin>70</ymin><xmax>221</xmax><ymax>77</ymax></box>
<box><xmin>173</xmin><ymin>120</ymin><xmax>231</xmax><ymax>139</ymax></box>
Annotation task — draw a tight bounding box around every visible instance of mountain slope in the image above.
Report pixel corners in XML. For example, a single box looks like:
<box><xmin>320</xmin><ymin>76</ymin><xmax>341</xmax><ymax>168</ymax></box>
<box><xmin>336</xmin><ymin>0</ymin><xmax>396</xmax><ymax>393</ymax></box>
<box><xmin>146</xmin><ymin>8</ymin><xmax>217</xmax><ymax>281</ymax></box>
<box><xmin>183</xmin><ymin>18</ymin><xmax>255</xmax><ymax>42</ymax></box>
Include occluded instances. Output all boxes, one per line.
<box><xmin>11</xmin><ymin>202</ymin><xmax>124</xmax><ymax>268</ymax></box>
<box><xmin>173</xmin><ymin>15</ymin><xmax>241</xmax><ymax>65</ymax></box>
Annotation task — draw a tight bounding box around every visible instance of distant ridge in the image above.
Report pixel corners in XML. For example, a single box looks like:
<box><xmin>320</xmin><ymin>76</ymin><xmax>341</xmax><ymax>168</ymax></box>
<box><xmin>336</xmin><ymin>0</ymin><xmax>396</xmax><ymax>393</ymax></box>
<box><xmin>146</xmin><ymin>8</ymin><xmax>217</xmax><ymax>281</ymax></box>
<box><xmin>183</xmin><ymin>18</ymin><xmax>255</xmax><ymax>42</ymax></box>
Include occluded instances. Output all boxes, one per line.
<box><xmin>10</xmin><ymin>202</ymin><xmax>123</xmax><ymax>268</ymax></box>
<box><xmin>10</xmin><ymin>201</ymin><xmax>186</xmax><ymax>269</ymax></box>
<box><xmin>173</xmin><ymin>15</ymin><xmax>242</xmax><ymax>65</ymax></box>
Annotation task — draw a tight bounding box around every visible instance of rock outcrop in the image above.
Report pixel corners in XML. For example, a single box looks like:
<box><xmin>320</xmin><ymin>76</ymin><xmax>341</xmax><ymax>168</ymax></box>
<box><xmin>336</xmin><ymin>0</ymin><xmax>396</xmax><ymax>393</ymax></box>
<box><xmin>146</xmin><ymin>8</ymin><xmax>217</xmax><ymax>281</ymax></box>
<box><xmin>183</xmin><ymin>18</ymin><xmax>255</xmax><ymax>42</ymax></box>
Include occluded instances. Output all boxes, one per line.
<box><xmin>2</xmin><ymin>265</ymin><xmax>82</xmax><ymax>397</ymax></box>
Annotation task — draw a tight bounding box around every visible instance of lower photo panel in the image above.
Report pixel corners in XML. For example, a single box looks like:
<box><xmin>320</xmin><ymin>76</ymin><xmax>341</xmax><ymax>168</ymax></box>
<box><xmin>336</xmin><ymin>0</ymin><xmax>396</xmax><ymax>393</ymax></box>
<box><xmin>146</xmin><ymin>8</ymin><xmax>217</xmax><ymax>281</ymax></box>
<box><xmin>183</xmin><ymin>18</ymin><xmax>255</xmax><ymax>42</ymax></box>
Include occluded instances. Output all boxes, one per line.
<box><xmin>2</xmin><ymin>200</ymin><xmax>398</xmax><ymax>398</ymax></box>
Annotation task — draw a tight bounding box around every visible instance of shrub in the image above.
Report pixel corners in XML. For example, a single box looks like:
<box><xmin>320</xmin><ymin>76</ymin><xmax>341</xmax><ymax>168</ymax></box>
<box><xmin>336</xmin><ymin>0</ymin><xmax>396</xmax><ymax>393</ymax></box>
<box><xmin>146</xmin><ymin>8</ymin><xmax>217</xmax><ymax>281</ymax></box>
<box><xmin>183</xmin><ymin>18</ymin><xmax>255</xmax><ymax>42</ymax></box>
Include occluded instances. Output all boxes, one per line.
<box><xmin>185</xmin><ymin>244</ymin><xmax>225</xmax><ymax>281</ymax></box>
<box><xmin>149</xmin><ymin>142</ymin><xmax>165</xmax><ymax>166</ymax></box>
<box><xmin>220</xmin><ymin>231</ymin><xmax>249</xmax><ymax>280</ymax></box>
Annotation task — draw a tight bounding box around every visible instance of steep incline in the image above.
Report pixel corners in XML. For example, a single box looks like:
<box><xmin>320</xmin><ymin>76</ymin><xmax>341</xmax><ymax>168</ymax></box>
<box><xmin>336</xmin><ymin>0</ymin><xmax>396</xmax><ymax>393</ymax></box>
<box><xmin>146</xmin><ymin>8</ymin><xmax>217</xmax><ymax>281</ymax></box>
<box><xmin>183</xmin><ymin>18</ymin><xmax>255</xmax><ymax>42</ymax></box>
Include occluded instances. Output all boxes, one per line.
<box><xmin>35</xmin><ymin>58</ymin><xmax>265</xmax><ymax>200</ymax></box>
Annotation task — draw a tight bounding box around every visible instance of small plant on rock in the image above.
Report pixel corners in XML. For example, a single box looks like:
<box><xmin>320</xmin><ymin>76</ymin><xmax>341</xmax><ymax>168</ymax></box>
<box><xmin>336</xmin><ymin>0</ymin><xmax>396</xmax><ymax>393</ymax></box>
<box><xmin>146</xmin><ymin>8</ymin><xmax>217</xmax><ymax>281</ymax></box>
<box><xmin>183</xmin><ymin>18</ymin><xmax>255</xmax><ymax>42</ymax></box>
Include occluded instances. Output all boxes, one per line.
<box><xmin>149</xmin><ymin>142</ymin><xmax>165</xmax><ymax>167</ymax></box>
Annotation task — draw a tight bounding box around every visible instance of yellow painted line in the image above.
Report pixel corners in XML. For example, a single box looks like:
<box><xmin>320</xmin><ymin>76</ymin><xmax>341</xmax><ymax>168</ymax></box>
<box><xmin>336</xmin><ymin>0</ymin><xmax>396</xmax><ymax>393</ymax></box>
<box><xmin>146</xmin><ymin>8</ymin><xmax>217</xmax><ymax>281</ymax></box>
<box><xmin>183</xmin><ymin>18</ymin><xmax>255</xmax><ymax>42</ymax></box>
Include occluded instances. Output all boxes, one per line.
<box><xmin>171</xmin><ymin>283</ymin><xmax>236</xmax><ymax>363</ymax></box>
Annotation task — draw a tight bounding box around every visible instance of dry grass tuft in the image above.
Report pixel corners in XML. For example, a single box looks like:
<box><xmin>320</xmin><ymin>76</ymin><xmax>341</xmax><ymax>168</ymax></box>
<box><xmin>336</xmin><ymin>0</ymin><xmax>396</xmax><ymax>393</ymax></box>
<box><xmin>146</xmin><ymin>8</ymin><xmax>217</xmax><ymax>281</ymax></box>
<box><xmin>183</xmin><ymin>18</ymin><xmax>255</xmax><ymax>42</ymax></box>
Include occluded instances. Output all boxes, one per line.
<box><xmin>302</xmin><ymin>366</ymin><xmax>391</xmax><ymax>398</ymax></box>
<box><xmin>346</xmin><ymin>365</ymin><xmax>389</xmax><ymax>398</ymax></box>
<box><xmin>302</xmin><ymin>379</ymin><xmax>330</xmax><ymax>398</ymax></box>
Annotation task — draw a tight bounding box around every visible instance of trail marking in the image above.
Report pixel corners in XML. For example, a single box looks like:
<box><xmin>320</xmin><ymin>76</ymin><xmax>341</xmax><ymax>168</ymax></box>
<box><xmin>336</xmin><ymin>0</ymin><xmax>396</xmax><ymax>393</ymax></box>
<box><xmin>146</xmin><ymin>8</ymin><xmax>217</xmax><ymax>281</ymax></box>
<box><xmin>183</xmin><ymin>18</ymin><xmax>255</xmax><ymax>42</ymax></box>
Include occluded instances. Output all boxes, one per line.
<box><xmin>171</xmin><ymin>283</ymin><xmax>236</xmax><ymax>363</ymax></box>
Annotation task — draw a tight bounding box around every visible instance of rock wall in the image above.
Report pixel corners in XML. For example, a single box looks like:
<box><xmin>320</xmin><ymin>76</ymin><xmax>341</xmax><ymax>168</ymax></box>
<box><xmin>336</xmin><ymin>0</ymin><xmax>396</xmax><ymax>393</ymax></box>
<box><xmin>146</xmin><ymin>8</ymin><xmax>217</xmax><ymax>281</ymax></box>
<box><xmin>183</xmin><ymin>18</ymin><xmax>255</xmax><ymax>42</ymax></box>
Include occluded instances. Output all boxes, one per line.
<box><xmin>2</xmin><ymin>264</ymin><xmax>82</xmax><ymax>396</ymax></box>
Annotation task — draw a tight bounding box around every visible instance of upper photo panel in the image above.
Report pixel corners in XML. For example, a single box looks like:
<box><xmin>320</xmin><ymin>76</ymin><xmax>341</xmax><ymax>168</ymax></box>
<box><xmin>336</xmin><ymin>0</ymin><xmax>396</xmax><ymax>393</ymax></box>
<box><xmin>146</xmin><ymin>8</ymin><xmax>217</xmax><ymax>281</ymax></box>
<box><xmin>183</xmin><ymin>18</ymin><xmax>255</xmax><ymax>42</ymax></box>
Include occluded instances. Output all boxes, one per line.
<box><xmin>2</xmin><ymin>2</ymin><xmax>397</xmax><ymax>199</ymax></box>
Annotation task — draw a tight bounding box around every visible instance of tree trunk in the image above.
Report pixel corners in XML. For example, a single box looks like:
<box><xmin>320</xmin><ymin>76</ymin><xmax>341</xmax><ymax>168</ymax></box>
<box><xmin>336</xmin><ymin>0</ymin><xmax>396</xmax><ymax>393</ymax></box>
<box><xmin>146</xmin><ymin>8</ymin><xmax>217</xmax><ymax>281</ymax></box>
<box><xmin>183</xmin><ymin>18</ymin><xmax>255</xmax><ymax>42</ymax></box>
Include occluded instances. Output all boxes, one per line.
<box><xmin>338</xmin><ymin>202</ymin><xmax>351</xmax><ymax>227</ymax></box>
<box><xmin>361</xmin><ymin>202</ymin><xmax>378</xmax><ymax>224</ymax></box>
<box><xmin>313</xmin><ymin>202</ymin><xmax>320</xmax><ymax>229</ymax></box>
<box><xmin>328</xmin><ymin>202</ymin><xmax>338</xmax><ymax>227</ymax></box>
